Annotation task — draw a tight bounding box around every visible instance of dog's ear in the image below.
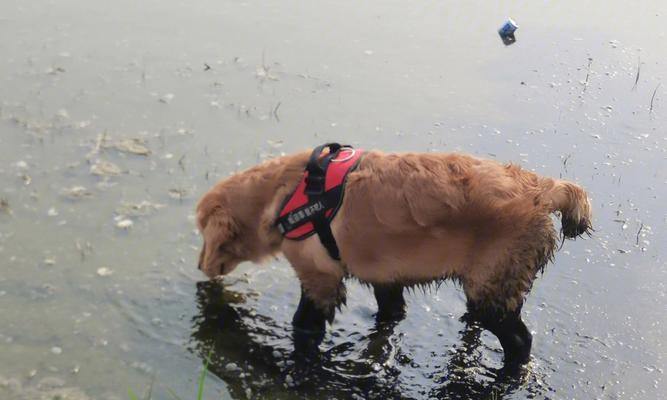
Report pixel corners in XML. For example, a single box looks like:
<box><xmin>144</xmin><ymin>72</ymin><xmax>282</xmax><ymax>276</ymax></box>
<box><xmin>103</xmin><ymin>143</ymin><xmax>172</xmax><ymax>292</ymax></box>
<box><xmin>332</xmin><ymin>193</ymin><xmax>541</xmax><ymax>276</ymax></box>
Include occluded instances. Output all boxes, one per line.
<box><xmin>199</xmin><ymin>208</ymin><xmax>238</xmax><ymax>273</ymax></box>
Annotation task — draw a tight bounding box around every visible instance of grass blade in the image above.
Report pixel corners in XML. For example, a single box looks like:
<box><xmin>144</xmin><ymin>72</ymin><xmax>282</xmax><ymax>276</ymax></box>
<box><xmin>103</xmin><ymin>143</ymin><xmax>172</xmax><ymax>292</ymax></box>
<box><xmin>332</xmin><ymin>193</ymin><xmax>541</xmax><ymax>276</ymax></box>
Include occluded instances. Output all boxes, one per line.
<box><xmin>144</xmin><ymin>376</ymin><xmax>155</xmax><ymax>400</ymax></box>
<box><xmin>650</xmin><ymin>83</ymin><xmax>661</xmax><ymax>114</ymax></box>
<box><xmin>128</xmin><ymin>387</ymin><xmax>140</xmax><ymax>400</ymax></box>
<box><xmin>197</xmin><ymin>351</ymin><xmax>213</xmax><ymax>400</ymax></box>
<box><xmin>166</xmin><ymin>388</ymin><xmax>184</xmax><ymax>400</ymax></box>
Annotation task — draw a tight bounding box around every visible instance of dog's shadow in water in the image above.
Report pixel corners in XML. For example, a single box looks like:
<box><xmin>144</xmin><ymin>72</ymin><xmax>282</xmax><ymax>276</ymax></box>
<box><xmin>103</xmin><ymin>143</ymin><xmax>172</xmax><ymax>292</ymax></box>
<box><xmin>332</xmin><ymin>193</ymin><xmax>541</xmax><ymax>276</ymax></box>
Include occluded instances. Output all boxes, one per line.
<box><xmin>189</xmin><ymin>281</ymin><xmax>547</xmax><ymax>399</ymax></box>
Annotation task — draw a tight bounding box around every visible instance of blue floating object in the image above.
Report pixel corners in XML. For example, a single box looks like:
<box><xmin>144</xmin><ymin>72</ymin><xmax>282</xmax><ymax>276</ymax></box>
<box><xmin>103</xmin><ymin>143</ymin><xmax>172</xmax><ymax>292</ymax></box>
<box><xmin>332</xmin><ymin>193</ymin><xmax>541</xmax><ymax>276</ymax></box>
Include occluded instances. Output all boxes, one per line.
<box><xmin>498</xmin><ymin>18</ymin><xmax>518</xmax><ymax>37</ymax></box>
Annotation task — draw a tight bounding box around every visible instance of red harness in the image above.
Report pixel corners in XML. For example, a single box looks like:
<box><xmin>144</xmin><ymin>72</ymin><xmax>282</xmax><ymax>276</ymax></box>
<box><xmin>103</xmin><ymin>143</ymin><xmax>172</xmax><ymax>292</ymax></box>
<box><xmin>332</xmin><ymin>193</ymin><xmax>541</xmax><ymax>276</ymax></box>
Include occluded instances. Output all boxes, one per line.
<box><xmin>276</xmin><ymin>144</ymin><xmax>364</xmax><ymax>259</ymax></box>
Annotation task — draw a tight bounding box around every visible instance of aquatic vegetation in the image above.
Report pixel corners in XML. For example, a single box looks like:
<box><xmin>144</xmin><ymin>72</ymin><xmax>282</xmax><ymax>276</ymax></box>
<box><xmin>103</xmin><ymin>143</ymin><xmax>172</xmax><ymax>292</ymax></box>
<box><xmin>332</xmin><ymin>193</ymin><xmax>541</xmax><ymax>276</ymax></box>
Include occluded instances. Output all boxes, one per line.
<box><xmin>128</xmin><ymin>354</ymin><xmax>212</xmax><ymax>400</ymax></box>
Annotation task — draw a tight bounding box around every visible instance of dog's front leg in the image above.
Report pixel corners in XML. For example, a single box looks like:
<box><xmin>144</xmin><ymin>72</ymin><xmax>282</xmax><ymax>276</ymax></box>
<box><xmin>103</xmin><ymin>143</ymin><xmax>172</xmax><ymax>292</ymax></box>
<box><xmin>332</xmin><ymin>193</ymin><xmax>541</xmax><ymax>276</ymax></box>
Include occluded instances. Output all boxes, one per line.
<box><xmin>290</xmin><ymin>260</ymin><xmax>346</xmax><ymax>326</ymax></box>
<box><xmin>283</xmin><ymin>240</ymin><xmax>346</xmax><ymax>350</ymax></box>
<box><xmin>292</xmin><ymin>275</ymin><xmax>346</xmax><ymax>327</ymax></box>
<box><xmin>372</xmin><ymin>284</ymin><xmax>406</xmax><ymax>323</ymax></box>
<box><xmin>292</xmin><ymin>286</ymin><xmax>332</xmax><ymax>333</ymax></box>
<box><xmin>290</xmin><ymin>266</ymin><xmax>345</xmax><ymax>343</ymax></box>
<box><xmin>292</xmin><ymin>278</ymin><xmax>345</xmax><ymax>355</ymax></box>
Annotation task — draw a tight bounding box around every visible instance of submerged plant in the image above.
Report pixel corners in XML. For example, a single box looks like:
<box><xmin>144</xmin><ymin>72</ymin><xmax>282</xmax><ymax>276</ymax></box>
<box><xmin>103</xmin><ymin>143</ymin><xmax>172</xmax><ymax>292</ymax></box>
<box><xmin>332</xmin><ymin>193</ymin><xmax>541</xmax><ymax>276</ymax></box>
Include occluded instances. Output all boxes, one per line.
<box><xmin>128</xmin><ymin>352</ymin><xmax>212</xmax><ymax>400</ymax></box>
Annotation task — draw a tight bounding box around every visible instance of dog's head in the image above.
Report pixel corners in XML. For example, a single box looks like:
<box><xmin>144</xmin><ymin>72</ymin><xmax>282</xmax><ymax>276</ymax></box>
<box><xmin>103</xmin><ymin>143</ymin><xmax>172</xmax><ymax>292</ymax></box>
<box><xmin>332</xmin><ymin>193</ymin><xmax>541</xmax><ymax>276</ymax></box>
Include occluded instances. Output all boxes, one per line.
<box><xmin>195</xmin><ymin>158</ymin><xmax>296</xmax><ymax>278</ymax></box>
<box><xmin>196</xmin><ymin>195</ymin><xmax>245</xmax><ymax>278</ymax></box>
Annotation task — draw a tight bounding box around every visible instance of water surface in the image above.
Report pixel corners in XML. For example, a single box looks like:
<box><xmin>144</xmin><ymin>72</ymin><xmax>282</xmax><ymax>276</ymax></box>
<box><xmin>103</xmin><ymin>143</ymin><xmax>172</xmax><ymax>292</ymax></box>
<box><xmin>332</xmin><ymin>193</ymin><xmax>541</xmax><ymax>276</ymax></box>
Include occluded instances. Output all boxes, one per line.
<box><xmin>1</xmin><ymin>1</ymin><xmax>666</xmax><ymax>399</ymax></box>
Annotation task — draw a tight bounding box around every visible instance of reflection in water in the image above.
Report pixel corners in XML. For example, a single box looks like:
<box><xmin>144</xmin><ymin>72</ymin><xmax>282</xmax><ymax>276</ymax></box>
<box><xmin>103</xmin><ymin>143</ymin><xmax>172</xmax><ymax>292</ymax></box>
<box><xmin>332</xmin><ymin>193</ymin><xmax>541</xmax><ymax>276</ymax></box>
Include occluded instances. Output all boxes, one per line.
<box><xmin>499</xmin><ymin>33</ymin><xmax>517</xmax><ymax>46</ymax></box>
<box><xmin>189</xmin><ymin>282</ymin><xmax>552</xmax><ymax>399</ymax></box>
<box><xmin>430</xmin><ymin>318</ymin><xmax>551</xmax><ymax>400</ymax></box>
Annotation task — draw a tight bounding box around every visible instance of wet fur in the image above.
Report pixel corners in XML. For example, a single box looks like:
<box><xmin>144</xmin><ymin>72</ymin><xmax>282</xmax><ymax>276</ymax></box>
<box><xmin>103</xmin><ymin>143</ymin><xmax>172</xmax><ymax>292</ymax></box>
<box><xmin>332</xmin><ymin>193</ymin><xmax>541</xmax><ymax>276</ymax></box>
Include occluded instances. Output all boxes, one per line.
<box><xmin>196</xmin><ymin>149</ymin><xmax>592</xmax><ymax>364</ymax></box>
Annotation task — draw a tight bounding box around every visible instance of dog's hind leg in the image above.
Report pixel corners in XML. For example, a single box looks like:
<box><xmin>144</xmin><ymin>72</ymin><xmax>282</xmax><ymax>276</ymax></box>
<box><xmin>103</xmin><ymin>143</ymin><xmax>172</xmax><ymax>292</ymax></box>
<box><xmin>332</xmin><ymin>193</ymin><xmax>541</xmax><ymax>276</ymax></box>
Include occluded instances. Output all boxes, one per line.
<box><xmin>461</xmin><ymin>224</ymin><xmax>552</xmax><ymax>368</ymax></box>
<box><xmin>463</xmin><ymin>279</ymin><xmax>533</xmax><ymax>368</ymax></box>
<box><xmin>468</xmin><ymin>302</ymin><xmax>532</xmax><ymax>368</ymax></box>
<box><xmin>372</xmin><ymin>284</ymin><xmax>406</xmax><ymax>323</ymax></box>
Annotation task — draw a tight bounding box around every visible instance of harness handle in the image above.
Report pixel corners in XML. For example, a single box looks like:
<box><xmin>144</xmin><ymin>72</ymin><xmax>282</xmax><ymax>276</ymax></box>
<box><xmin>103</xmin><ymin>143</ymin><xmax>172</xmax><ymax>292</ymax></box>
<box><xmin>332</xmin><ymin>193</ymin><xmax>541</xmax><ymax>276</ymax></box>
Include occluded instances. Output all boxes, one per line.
<box><xmin>305</xmin><ymin>143</ymin><xmax>343</xmax><ymax>195</ymax></box>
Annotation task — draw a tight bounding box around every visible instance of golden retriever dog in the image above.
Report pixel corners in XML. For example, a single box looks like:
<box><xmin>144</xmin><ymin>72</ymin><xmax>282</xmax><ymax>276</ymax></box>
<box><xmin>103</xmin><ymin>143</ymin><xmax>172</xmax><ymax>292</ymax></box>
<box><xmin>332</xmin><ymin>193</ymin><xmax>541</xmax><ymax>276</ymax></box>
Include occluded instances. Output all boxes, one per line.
<box><xmin>196</xmin><ymin>148</ymin><xmax>592</xmax><ymax>366</ymax></box>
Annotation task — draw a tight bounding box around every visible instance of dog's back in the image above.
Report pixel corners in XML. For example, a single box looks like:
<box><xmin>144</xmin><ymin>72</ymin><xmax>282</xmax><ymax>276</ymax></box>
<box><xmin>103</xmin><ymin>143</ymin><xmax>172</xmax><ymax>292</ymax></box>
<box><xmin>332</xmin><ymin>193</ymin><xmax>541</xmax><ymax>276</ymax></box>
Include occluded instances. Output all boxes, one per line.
<box><xmin>332</xmin><ymin>151</ymin><xmax>591</xmax><ymax>302</ymax></box>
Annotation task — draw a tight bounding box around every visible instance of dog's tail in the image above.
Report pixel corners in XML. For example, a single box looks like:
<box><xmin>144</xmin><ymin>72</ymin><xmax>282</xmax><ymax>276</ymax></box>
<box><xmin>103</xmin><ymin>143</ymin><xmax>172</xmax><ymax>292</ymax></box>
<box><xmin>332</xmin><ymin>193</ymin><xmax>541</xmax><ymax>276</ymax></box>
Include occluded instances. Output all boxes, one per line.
<box><xmin>545</xmin><ymin>179</ymin><xmax>592</xmax><ymax>238</ymax></box>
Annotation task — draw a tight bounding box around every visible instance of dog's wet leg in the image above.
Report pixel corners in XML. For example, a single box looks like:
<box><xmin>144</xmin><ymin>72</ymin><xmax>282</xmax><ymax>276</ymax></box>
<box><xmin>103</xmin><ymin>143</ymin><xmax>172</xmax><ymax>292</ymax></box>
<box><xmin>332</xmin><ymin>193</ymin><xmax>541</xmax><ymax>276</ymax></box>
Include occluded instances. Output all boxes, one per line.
<box><xmin>286</xmin><ymin>249</ymin><xmax>347</xmax><ymax>354</ymax></box>
<box><xmin>373</xmin><ymin>284</ymin><xmax>406</xmax><ymax>323</ymax></box>
<box><xmin>293</xmin><ymin>287</ymin><xmax>329</xmax><ymax>334</ymax></box>
<box><xmin>292</xmin><ymin>278</ymin><xmax>346</xmax><ymax>355</ymax></box>
<box><xmin>467</xmin><ymin>301</ymin><xmax>532</xmax><ymax>369</ymax></box>
<box><xmin>292</xmin><ymin>287</ymin><xmax>328</xmax><ymax>355</ymax></box>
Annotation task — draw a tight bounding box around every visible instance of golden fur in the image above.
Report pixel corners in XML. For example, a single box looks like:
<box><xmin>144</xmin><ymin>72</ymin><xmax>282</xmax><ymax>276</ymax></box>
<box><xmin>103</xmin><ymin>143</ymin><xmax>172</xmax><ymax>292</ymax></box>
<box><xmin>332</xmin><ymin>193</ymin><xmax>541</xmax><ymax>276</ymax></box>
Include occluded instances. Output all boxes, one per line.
<box><xmin>196</xmin><ymin>150</ymin><xmax>592</xmax><ymax>314</ymax></box>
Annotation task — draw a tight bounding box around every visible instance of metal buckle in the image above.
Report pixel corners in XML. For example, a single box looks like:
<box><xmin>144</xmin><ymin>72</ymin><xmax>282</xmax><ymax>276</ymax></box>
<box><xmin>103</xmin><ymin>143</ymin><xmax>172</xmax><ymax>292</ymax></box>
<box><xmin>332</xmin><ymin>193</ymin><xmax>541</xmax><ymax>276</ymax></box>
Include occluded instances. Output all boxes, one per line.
<box><xmin>330</xmin><ymin>147</ymin><xmax>355</xmax><ymax>163</ymax></box>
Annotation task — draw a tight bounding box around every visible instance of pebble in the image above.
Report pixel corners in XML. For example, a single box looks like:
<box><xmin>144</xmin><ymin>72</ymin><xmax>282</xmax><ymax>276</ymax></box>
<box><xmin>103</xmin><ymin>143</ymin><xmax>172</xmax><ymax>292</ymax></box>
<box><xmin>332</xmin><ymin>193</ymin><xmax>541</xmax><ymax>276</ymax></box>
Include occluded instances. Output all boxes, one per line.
<box><xmin>115</xmin><ymin>219</ymin><xmax>133</xmax><ymax>229</ymax></box>
<box><xmin>130</xmin><ymin>361</ymin><xmax>153</xmax><ymax>373</ymax></box>
<box><xmin>51</xmin><ymin>346</ymin><xmax>63</xmax><ymax>355</ymax></box>
<box><xmin>225</xmin><ymin>362</ymin><xmax>239</xmax><ymax>372</ymax></box>
<box><xmin>160</xmin><ymin>93</ymin><xmax>175</xmax><ymax>103</ymax></box>
<box><xmin>114</xmin><ymin>138</ymin><xmax>150</xmax><ymax>156</ymax></box>
<box><xmin>96</xmin><ymin>267</ymin><xmax>113</xmax><ymax>277</ymax></box>
<box><xmin>15</xmin><ymin>160</ymin><xmax>28</xmax><ymax>169</ymax></box>
<box><xmin>63</xmin><ymin>186</ymin><xmax>92</xmax><ymax>199</ymax></box>
<box><xmin>56</xmin><ymin>109</ymin><xmax>70</xmax><ymax>119</ymax></box>
<box><xmin>90</xmin><ymin>160</ymin><xmax>122</xmax><ymax>176</ymax></box>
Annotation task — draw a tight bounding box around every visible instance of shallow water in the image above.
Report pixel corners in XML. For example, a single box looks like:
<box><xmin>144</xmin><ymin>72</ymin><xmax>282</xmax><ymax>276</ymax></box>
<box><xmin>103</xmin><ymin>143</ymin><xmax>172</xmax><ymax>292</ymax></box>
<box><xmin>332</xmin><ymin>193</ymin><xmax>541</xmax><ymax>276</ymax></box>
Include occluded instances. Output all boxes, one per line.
<box><xmin>1</xmin><ymin>0</ymin><xmax>666</xmax><ymax>399</ymax></box>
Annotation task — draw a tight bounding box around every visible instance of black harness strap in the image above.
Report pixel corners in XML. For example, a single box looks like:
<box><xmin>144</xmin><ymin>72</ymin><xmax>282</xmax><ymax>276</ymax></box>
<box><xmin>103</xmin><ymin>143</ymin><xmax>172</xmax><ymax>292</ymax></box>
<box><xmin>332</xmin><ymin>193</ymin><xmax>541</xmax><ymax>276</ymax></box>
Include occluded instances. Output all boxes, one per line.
<box><xmin>304</xmin><ymin>143</ymin><xmax>344</xmax><ymax>260</ymax></box>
